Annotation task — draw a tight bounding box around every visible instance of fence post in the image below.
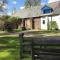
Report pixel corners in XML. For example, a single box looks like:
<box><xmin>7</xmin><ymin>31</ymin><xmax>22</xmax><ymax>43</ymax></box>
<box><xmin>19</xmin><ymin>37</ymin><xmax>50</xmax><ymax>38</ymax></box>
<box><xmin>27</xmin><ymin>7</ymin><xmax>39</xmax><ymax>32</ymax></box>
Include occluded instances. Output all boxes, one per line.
<box><xmin>31</xmin><ymin>39</ymin><xmax>35</xmax><ymax>60</ymax></box>
<box><xmin>19</xmin><ymin>33</ymin><xmax>24</xmax><ymax>60</ymax></box>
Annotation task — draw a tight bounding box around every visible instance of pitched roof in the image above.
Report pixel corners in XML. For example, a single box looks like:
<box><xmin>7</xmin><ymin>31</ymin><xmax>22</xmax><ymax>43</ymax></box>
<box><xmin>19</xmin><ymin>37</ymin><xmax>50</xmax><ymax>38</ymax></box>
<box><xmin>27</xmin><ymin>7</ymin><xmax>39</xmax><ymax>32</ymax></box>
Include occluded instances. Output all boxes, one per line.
<box><xmin>12</xmin><ymin>1</ymin><xmax>60</xmax><ymax>18</ymax></box>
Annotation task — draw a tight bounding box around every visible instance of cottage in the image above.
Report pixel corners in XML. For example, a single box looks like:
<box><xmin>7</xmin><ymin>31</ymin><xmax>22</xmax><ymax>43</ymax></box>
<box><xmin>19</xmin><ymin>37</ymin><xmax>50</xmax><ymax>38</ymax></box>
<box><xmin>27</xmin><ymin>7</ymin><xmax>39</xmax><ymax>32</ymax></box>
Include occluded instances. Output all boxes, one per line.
<box><xmin>12</xmin><ymin>1</ymin><xmax>60</xmax><ymax>31</ymax></box>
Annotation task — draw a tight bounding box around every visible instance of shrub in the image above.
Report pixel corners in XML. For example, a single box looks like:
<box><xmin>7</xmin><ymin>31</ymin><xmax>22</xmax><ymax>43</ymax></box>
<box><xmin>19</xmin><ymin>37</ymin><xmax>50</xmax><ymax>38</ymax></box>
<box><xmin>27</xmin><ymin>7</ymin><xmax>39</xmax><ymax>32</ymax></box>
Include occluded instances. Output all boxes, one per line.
<box><xmin>4</xmin><ymin>22</ymin><xmax>15</xmax><ymax>32</ymax></box>
<box><xmin>49</xmin><ymin>21</ymin><xmax>58</xmax><ymax>30</ymax></box>
<box><xmin>21</xmin><ymin>27</ymin><xmax>26</xmax><ymax>31</ymax></box>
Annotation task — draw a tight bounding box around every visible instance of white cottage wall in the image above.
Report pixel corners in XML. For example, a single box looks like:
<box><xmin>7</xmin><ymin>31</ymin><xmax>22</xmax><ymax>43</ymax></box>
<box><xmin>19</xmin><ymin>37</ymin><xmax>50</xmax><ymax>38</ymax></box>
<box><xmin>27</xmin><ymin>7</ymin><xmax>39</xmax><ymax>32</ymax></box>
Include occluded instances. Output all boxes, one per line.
<box><xmin>41</xmin><ymin>17</ymin><xmax>48</xmax><ymax>30</ymax></box>
<box><xmin>41</xmin><ymin>15</ymin><xmax>60</xmax><ymax>30</ymax></box>
<box><xmin>50</xmin><ymin>15</ymin><xmax>60</xmax><ymax>29</ymax></box>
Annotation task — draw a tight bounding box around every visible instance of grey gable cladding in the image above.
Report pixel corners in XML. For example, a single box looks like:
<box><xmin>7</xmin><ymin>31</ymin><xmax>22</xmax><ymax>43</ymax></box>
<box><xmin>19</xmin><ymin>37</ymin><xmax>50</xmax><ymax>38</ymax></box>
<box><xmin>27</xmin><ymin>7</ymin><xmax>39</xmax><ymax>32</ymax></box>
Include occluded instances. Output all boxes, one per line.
<box><xmin>12</xmin><ymin>1</ymin><xmax>60</xmax><ymax>18</ymax></box>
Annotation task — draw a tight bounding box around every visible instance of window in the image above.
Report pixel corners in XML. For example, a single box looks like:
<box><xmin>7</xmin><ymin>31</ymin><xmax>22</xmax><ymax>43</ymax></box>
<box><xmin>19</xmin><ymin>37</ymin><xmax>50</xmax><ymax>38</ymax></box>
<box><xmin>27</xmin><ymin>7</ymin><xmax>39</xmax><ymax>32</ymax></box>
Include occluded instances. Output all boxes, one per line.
<box><xmin>41</xmin><ymin>5</ymin><xmax>53</xmax><ymax>14</ymax></box>
<box><xmin>43</xmin><ymin>20</ymin><xmax>45</xmax><ymax>24</ymax></box>
<box><xmin>43</xmin><ymin>9</ymin><xmax>53</xmax><ymax>14</ymax></box>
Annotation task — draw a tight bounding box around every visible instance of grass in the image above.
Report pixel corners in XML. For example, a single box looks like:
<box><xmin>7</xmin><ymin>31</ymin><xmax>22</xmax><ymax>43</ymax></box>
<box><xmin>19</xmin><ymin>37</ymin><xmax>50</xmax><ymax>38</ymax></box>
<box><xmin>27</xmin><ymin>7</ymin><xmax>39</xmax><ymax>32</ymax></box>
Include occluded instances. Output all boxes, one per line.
<box><xmin>24</xmin><ymin>30</ymin><xmax>60</xmax><ymax>37</ymax></box>
<box><xmin>0</xmin><ymin>36</ymin><xmax>20</xmax><ymax>60</ymax></box>
<box><xmin>0</xmin><ymin>30</ymin><xmax>60</xmax><ymax>60</ymax></box>
<box><xmin>0</xmin><ymin>34</ymin><xmax>32</xmax><ymax>60</ymax></box>
<box><xmin>28</xmin><ymin>30</ymin><xmax>60</xmax><ymax>34</ymax></box>
<box><xmin>13</xmin><ymin>29</ymin><xmax>22</xmax><ymax>32</ymax></box>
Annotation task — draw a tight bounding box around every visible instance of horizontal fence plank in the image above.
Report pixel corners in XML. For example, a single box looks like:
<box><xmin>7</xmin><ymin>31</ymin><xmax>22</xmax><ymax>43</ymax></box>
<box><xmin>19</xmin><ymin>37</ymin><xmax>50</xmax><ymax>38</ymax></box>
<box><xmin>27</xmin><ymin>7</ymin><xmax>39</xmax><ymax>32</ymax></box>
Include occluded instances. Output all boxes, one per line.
<box><xmin>33</xmin><ymin>48</ymin><xmax>60</xmax><ymax>52</ymax></box>
<box><xmin>32</xmin><ymin>37</ymin><xmax>60</xmax><ymax>60</ymax></box>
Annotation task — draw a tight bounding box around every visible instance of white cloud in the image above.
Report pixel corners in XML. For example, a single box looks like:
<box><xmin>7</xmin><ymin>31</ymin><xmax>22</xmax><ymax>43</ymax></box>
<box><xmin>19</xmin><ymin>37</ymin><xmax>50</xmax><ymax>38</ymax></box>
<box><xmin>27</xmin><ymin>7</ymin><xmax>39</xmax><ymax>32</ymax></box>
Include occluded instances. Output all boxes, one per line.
<box><xmin>20</xmin><ymin>6</ymin><xmax>25</xmax><ymax>9</ymax></box>
<box><xmin>48</xmin><ymin>0</ymin><xmax>60</xmax><ymax>3</ymax></box>
<box><xmin>8</xmin><ymin>12</ymin><xmax>12</xmax><ymax>16</ymax></box>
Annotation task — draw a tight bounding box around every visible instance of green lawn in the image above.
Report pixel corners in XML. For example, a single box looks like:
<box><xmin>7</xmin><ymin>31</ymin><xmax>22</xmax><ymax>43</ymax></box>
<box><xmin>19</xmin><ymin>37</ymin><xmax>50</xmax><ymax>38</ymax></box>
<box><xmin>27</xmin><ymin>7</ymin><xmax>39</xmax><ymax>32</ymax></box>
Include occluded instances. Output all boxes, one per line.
<box><xmin>0</xmin><ymin>36</ymin><xmax>20</xmax><ymax>60</ymax></box>
<box><xmin>0</xmin><ymin>35</ymin><xmax>32</xmax><ymax>60</ymax></box>
<box><xmin>0</xmin><ymin>30</ymin><xmax>60</xmax><ymax>60</ymax></box>
<box><xmin>27</xmin><ymin>30</ymin><xmax>60</xmax><ymax>34</ymax></box>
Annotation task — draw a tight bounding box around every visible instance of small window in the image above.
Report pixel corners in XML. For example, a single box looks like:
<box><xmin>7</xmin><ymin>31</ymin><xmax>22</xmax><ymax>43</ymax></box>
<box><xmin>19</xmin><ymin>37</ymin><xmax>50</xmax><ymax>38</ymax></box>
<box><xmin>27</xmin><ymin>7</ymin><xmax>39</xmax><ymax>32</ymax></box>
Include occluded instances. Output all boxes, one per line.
<box><xmin>43</xmin><ymin>20</ymin><xmax>45</xmax><ymax>24</ymax></box>
<box><xmin>43</xmin><ymin>9</ymin><xmax>52</xmax><ymax>14</ymax></box>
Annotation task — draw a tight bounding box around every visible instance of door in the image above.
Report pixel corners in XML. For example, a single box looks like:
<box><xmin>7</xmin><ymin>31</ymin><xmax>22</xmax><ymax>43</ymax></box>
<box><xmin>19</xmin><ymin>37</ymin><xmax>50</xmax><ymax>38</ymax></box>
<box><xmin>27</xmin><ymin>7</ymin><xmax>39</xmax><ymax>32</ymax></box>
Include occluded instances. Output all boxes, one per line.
<box><xmin>33</xmin><ymin>18</ymin><xmax>41</xmax><ymax>30</ymax></box>
<box><xmin>41</xmin><ymin>17</ymin><xmax>48</xmax><ymax>30</ymax></box>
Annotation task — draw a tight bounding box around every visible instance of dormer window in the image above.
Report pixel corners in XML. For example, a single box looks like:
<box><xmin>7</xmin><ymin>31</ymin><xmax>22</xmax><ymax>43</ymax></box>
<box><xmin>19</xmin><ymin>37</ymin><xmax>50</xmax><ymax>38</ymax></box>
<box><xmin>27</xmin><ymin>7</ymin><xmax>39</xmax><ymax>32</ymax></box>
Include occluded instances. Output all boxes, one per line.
<box><xmin>41</xmin><ymin>5</ymin><xmax>53</xmax><ymax>14</ymax></box>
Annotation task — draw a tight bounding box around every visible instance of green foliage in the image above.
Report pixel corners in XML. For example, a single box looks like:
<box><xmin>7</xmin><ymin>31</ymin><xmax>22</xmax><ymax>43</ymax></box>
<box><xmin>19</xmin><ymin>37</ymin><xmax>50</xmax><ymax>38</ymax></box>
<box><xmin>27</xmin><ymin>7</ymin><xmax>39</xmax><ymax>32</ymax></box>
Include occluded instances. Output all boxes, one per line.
<box><xmin>49</xmin><ymin>21</ymin><xmax>58</xmax><ymax>30</ymax></box>
<box><xmin>0</xmin><ymin>16</ymin><xmax>22</xmax><ymax>32</ymax></box>
<box><xmin>24</xmin><ymin>0</ymin><xmax>30</xmax><ymax>8</ymax></box>
<box><xmin>0</xmin><ymin>16</ymin><xmax>10</xmax><ymax>21</ymax></box>
<box><xmin>0</xmin><ymin>16</ymin><xmax>10</xmax><ymax>31</ymax></box>
<box><xmin>0</xmin><ymin>36</ymin><xmax>20</xmax><ymax>60</ymax></box>
<box><xmin>4</xmin><ymin>22</ymin><xmax>14</xmax><ymax>32</ymax></box>
<box><xmin>7</xmin><ymin>17</ymin><xmax>22</xmax><ymax>29</ymax></box>
<box><xmin>14</xmin><ymin>29</ymin><xmax>21</xmax><ymax>32</ymax></box>
<box><xmin>24</xmin><ymin>0</ymin><xmax>41</xmax><ymax>8</ymax></box>
<box><xmin>7</xmin><ymin>17</ymin><xmax>18</xmax><ymax>22</ymax></box>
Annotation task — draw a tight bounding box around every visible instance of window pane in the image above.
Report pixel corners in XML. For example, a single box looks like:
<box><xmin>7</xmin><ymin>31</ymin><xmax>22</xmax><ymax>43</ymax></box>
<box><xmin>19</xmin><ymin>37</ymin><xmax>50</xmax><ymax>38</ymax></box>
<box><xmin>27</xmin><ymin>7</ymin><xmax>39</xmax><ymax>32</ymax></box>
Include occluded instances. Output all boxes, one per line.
<box><xmin>43</xmin><ymin>20</ymin><xmax>45</xmax><ymax>24</ymax></box>
<box><xmin>43</xmin><ymin>9</ymin><xmax>52</xmax><ymax>14</ymax></box>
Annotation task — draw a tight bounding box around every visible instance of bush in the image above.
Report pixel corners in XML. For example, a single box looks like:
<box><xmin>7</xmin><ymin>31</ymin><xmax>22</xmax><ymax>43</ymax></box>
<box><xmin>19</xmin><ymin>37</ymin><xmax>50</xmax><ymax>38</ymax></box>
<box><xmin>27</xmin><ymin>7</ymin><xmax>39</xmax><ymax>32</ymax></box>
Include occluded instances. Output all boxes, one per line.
<box><xmin>21</xmin><ymin>27</ymin><xmax>26</xmax><ymax>31</ymax></box>
<box><xmin>4</xmin><ymin>22</ymin><xmax>15</xmax><ymax>32</ymax></box>
<box><xmin>49</xmin><ymin>21</ymin><xmax>58</xmax><ymax>30</ymax></box>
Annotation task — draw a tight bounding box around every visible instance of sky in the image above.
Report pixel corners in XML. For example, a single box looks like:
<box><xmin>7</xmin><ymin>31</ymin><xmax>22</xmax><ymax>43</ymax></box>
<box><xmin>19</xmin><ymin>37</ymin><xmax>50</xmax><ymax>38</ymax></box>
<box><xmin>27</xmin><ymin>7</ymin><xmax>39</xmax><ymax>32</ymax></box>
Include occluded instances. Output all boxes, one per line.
<box><xmin>7</xmin><ymin>0</ymin><xmax>48</xmax><ymax>15</ymax></box>
<box><xmin>7</xmin><ymin>0</ymin><xmax>59</xmax><ymax>15</ymax></box>
<box><xmin>49</xmin><ymin>0</ymin><xmax>60</xmax><ymax>3</ymax></box>
<box><xmin>7</xmin><ymin>0</ymin><xmax>25</xmax><ymax>15</ymax></box>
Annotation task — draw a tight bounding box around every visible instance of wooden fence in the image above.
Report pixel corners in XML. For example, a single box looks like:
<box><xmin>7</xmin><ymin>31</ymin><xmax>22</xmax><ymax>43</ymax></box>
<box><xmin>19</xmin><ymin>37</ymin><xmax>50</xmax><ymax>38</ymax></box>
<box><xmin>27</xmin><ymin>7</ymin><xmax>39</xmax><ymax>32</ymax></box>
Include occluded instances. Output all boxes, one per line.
<box><xmin>19</xmin><ymin>33</ymin><xmax>32</xmax><ymax>60</ymax></box>
<box><xmin>19</xmin><ymin>33</ymin><xmax>60</xmax><ymax>60</ymax></box>
<box><xmin>32</xmin><ymin>37</ymin><xmax>60</xmax><ymax>60</ymax></box>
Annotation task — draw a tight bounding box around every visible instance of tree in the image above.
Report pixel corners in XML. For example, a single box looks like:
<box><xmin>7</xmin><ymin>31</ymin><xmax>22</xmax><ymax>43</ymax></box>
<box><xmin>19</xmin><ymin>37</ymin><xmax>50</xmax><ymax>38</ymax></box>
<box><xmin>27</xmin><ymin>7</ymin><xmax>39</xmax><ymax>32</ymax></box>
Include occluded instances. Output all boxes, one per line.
<box><xmin>0</xmin><ymin>0</ymin><xmax>8</xmax><ymax>15</ymax></box>
<box><xmin>25</xmin><ymin>0</ymin><xmax>41</xmax><ymax>8</ymax></box>
<box><xmin>7</xmin><ymin>17</ymin><xmax>22</xmax><ymax>29</ymax></box>
<box><xmin>0</xmin><ymin>16</ymin><xmax>10</xmax><ymax>30</ymax></box>
<box><xmin>0</xmin><ymin>16</ymin><xmax>10</xmax><ymax>22</ymax></box>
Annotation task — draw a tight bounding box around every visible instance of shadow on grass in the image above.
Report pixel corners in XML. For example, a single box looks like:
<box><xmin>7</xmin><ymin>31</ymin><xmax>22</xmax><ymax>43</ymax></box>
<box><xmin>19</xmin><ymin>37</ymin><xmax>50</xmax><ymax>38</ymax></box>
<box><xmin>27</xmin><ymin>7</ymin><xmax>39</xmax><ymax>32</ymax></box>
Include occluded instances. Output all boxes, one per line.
<box><xmin>0</xmin><ymin>37</ymin><xmax>19</xmax><ymax>46</ymax></box>
<box><xmin>0</xmin><ymin>36</ymin><xmax>20</xmax><ymax>60</ymax></box>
